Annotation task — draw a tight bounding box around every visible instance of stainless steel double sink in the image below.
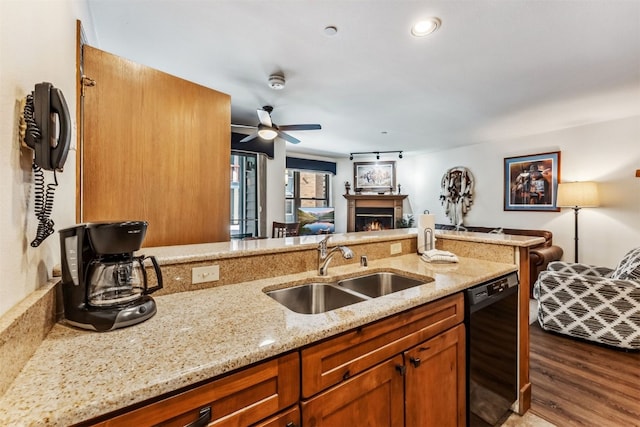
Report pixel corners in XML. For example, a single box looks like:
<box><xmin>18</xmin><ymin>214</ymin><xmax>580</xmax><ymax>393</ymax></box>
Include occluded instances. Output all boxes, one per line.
<box><xmin>266</xmin><ymin>272</ymin><xmax>434</xmax><ymax>314</ymax></box>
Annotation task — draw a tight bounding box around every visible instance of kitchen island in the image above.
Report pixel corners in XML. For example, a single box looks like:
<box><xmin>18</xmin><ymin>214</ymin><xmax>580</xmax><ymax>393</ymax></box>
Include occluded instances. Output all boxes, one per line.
<box><xmin>0</xmin><ymin>229</ymin><xmax>541</xmax><ymax>425</ymax></box>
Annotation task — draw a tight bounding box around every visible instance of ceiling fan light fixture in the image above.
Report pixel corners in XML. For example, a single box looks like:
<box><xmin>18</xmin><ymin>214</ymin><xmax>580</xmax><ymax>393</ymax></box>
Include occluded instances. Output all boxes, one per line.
<box><xmin>411</xmin><ymin>17</ymin><xmax>441</xmax><ymax>37</ymax></box>
<box><xmin>258</xmin><ymin>128</ymin><xmax>278</xmax><ymax>140</ymax></box>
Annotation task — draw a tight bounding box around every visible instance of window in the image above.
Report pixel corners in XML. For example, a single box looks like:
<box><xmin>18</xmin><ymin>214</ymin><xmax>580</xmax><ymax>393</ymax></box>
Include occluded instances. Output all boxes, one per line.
<box><xmin>285</xmin><ymin>170</ymin><xmax>331</xmax><ymax>223</ymax></box>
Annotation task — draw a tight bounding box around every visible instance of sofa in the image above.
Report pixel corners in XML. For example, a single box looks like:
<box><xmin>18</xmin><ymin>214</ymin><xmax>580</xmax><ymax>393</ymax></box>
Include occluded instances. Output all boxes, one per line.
<box><xmin>435</xmin><ymin>224</ymin><xmax>563</xmax><ymax>296</ymax></box>
<box><xmin>533</xmin><ymin>249</ymin><xmax>640</xmax><ymax>350</ymax></box>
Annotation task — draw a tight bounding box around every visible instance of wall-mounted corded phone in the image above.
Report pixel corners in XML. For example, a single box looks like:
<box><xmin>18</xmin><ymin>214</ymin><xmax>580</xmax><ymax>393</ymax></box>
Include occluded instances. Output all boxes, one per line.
<box><xmin>20</xmin><ymin>82</ymin><xmax>71</xmax><ymax>247</ymax></box>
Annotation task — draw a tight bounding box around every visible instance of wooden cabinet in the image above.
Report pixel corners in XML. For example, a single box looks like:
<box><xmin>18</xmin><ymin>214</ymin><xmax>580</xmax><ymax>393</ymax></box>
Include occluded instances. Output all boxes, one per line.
<box><xmin>90</xmin><ymin>352</ymin><xmax>299</xmax><ymax>427</ymax></box>
<box><xmin>405</xmin><ymin>324</ymin><xmax>466</xmax><ymax>427</ymax></box>
<box><xmin>301</xmin><ymin>293</ymin><xmax>464</xmax><ymax>397</ymax></box>
<box><xmin>301</xmin><ymin>356</ymin><xmax>404</xmax><ymax>427</ymax></box>
<box><xmin>301</xmin><ymin>293</ymin><xmax>466</xmax><ymax>427</ymax></box>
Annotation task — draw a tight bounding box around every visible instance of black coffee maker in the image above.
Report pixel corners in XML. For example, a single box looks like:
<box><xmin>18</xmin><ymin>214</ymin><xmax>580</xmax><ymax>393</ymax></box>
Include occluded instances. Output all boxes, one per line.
<box><xmin>59</xmin><ymin>221</ymin><xmax>162</xmax><ymax>331</ymax></box>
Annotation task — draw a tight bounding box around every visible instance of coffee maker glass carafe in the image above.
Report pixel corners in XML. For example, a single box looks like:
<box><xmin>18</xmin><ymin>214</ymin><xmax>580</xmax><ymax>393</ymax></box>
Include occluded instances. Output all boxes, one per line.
<box><xmin>87</xmin><ymin>255</ymin><xmax>152</xmax><ymax>307</ymax></box>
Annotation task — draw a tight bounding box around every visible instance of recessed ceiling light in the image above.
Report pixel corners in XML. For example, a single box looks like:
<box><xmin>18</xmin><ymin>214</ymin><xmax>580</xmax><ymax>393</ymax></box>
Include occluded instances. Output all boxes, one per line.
<box><xmin>324</xmin><ymin>26</ymin><xmax>338</xmax><ymax>36</ymax></box>
<box><xmin>411</xmin><ymin>17</ymin><xmax>441</xmax><ymax>37</ymax></box>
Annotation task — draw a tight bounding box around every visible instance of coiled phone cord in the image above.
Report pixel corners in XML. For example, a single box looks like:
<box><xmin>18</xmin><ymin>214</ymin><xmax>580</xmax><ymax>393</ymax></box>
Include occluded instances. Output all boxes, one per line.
<box><xmin>23</xmin><ymin>94</ymin><xmax>41</xmax><ymax>140</ymax></box>
<box><xmin>30</xmin><ymin>162</ymin><xmax>57</xmax><ymax>247</ymax></box>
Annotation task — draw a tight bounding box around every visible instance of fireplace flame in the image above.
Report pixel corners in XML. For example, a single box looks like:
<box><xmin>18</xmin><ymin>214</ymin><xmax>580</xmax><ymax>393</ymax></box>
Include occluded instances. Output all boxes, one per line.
<box><xmin>365</xmin><ymin>220</ymin><xmax>385</xmax><ymax>231</ymax></box>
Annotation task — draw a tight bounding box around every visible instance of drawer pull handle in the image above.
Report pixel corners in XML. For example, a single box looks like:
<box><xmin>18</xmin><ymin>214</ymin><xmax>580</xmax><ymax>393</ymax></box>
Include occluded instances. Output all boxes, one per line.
<box><xmin>343</xmin><ymin>370</ymin><xmax>351</xmax><ymax>381</ymax></box>
<box><xmin>395</xmin><ymin>365</ymin><xmax>406</xmax><ymax>376</ymax></box>
<box><xmin>184</xmin><ymin>406</ymin><xmax>211</xmax><ymax>427</ymax></box>
<box><xmin>410</xmin><ymin>357</ymin><xmax>421</xmax><ymax>368</ymax></box>
<box><xmin>285</xmin><ymin>422</ymin><xmax>298</xmax><ymax>427</ymax></box>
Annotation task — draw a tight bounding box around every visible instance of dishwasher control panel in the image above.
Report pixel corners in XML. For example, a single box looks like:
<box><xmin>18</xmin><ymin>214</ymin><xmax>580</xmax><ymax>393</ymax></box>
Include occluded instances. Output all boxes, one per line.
<box><xmin>467</xmin><ymin>272</ymin><xmax>518</xmax><ymax>305</ymax></box>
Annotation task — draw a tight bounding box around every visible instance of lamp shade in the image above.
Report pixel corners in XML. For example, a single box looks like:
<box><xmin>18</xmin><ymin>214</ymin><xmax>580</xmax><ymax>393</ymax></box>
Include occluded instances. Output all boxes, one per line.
<box><xmin>556</xmin><ymin>181</ymin><xmax>600</xmax><ymax>207</ymax></box>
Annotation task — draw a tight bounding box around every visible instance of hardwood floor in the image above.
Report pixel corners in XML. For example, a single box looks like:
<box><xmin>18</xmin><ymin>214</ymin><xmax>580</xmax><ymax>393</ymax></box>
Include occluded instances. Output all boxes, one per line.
<box><xmin>529</xmin><ymin>322</ymin><xmax>640</xmax><ymax>427</ymax></box>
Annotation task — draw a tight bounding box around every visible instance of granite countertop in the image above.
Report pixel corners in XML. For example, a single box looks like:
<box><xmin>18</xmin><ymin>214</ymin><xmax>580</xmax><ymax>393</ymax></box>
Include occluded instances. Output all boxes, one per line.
<box><xmin>0</xmin><ymin>252</ymin><xmax>517</xmax><ymax>426</ymax></box>
<box><xmin>139</xmin><ymin>228</ymin><xmax>544</xmax><ymax>265</ymax></box>
<box><xmin>434</xmin><ymin>229</ymin><xmax>545</xmax><ymax>247</ymax></box>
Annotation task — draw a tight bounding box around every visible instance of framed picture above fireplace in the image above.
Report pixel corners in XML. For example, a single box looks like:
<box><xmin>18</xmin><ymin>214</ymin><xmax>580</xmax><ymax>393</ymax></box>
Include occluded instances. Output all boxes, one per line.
<box><xmin>354</xmin><ymin>161</ymin><xmax>396</xmax><ymax>194</ymax></box>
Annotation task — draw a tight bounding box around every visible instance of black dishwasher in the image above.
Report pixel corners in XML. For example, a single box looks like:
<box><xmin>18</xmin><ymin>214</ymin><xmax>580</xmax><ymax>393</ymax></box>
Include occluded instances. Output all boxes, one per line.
<box><xmin>465</xmin><ymin>271</ymin><xmax>519</xmax><ymax>426</ymax></box>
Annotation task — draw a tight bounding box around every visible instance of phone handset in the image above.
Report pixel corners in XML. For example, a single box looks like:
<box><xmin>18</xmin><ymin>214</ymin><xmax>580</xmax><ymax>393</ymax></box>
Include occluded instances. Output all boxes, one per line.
<box><xmin>23</xmin><ymin>82</ymin><xmax>71</xmax><ymax>171</ymax></box>
<box><xmin>21</xmin><ymin>82</ymin><xmax>72</xmax><ymax>247</ymax></box>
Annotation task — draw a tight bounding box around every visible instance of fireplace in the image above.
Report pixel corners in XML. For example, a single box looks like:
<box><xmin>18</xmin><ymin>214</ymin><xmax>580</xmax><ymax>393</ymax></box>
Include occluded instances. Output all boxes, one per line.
<box><xmin>344</xmin><ymin>194</ymin><xmax>407</xmax><ymax>232</ymax></box>
<box><xmin>355</xmin><ymin>207</ymin><xmax>395</xmax><ymax>231</ymax></box>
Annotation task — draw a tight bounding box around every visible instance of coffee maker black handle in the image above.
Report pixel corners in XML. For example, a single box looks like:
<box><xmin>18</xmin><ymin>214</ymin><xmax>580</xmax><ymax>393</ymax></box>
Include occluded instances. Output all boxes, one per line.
<box><xmin>142</xmin><ymin>255</ymin><xmax>163</xmax><ymax>294</ymax></box>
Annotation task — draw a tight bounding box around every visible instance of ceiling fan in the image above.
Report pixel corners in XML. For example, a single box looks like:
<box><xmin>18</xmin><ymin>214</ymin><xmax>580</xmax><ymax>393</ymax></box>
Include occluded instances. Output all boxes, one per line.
<box><xmin>232</xmin><ymin>106</ymin><xmax>321</xmax><ymax>144</ymax></box>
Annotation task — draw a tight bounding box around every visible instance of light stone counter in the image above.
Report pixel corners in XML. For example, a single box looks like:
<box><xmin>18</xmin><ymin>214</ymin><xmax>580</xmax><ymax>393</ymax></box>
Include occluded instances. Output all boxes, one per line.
<box><xmin>139</xmin><ymin>228</ymin><xmax>544</xmax><ymax>265</ymax></box>
<box><xmin>434</xmin><ymin>229</ymin><xmax>545</xmax><ymax>247</ymax></box>
<box><xmin>0</xmin><ymin>252</ymin><xmax>517</xmax><ymax>426</ymax></box>
<box><xmin>141</xmin><ymin>228</ymin><xmax>420</xmax><ymax>265</ymax></box>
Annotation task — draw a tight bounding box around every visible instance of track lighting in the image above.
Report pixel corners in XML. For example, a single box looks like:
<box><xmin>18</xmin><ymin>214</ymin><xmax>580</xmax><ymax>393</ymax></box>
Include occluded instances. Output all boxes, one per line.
<box><xmin>348</xmin><ymin>150</ymin><xmax>404</xmax><ymax>160</ymax></box>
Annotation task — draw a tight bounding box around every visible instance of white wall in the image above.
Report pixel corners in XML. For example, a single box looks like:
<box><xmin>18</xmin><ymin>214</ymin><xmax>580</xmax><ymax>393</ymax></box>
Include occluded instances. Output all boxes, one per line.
<box><xmin>0</xmin><ymin>0</ymin><xmax>93</xmax><ymax>317</ymax></box>
<box><xmin>407</xmin><ymin>116</ymin><xmax>640</xmax><ymax>268</ymax></box>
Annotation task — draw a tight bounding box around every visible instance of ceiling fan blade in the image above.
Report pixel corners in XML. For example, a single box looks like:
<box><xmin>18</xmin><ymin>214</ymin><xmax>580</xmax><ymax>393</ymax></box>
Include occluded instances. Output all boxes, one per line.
<box><xmin>231</xmin><ymin>124</ymin><xmax>257</xmax><ymax>129</ymax></box>
<box><xmin>239</xmin><ymin>132</ymin><xmax>259</xmax><ymax>143</ymax></box>
<box><xmin>278</xmin><ymin>124</ymin><xmax>322</xmax><ymax>131</ymax></box>
<box><xmin>257</xmin><ymin>109</ymin><xmax>272</xmax><ymax>127</ymax></box>
<box><xmin>278</xmin><ymin>131</ymin><xmax>301</xmax><ymax>144</ymax></box>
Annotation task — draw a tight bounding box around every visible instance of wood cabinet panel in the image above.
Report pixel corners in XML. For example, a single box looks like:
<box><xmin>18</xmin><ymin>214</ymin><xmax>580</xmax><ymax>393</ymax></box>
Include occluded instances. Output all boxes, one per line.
<box><xmin>301</xmin><ymin>293</ymin><xmax>463</xmax><ymax>397</ymax></box>
<box><xmin>82</xmin><ymin>45</ymin><xmax>231</xmax><ymax>246</ymax></box>
<box><xmin>405</xmin><ymin>324</ymin><xmax>466</xmax><ymax>427</ymax></box>
<box><xmin>301</xmin><ymin>356</ymin><xmax>404</xmax><ymax>427</ymax></box>
<box><xmin>90</xmin><ymin>352</ymin><xmax>299</xmax><ymax>427</ymax></box>
<box><xmin>252</xmin><ymin>405</ymin><xmax>300</xmax><ymax>427</ymax></box>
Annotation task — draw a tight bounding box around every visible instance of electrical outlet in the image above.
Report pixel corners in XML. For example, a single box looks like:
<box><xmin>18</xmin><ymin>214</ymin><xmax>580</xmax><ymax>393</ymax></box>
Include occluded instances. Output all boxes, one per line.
<box><xmin>192</xmin><ymin>265</ymin><xmax>219</xmax><ymax>284</ymax></box>
<box><xmin>390</xmin><ymin>243</ymin><xmax>402</xmax><ymax>255</ymax></box>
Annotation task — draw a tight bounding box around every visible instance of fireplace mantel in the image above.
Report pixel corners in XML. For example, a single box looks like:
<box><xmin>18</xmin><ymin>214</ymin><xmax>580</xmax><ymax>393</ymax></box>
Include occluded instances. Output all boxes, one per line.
<box><xmin>343</xmin><ymin>194</ymin><xmax>408</xmax><ymax>232</ymax></box>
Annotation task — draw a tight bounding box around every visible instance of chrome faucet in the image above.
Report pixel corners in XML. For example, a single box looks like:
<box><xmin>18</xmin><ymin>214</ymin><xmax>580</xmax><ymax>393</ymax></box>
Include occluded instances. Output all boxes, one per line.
<box><xmin>318</xmin><ymin>236</ymin><xmax>354</xmax><ymax>276</ymax></box>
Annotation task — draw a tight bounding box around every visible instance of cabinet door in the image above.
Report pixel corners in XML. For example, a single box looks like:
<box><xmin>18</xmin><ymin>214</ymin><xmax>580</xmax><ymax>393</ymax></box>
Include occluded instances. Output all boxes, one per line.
<box><xmin>301</xmin><ymin>356</ymin><xmax>404</xmax><ymax>427</ymax></box>
<box><xmin>405</xmin><ymin>325</ymin><xmax>466</xmax><ymax>427</ymax></box>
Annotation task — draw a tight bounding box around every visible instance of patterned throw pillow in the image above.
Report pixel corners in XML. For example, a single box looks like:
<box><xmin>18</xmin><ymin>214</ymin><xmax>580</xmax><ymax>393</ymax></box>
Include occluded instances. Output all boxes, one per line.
<box><xmin>611</xmin><ymin>247</ymin><xmax>640</xmax><ymax>280</ymax></box>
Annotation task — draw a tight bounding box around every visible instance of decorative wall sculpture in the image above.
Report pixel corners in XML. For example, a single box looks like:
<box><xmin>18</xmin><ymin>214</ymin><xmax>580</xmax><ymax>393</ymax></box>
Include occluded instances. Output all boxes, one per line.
<box><xmin>439</xmin><ymin>166</ymin><xmax>474</xmax><ymax>228</ymax></box>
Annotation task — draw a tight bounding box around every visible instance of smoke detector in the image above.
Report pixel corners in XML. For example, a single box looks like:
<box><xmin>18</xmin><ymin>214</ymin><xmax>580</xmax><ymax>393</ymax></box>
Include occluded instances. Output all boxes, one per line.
<box><xmin>268</xmin><ymin>74</ymin><xmax>286</xmax><ymax>90</ymax></box>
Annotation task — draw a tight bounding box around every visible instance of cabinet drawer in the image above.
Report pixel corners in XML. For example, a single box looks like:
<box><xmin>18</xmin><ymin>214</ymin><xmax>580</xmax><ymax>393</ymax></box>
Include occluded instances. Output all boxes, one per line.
<box><xmin>253</xmin><ymin>405</ymin><xmax>300</xmax><ymax>427</ymax></box>
<box><xmin>301</xmin><ymin>293</ymin><xmax>463</xmax><ymax>397</ymax></box>
<box><xmin>91</xmin><ymin>352</ymin><xmax>299</xmax><ymax>427</ymax></box>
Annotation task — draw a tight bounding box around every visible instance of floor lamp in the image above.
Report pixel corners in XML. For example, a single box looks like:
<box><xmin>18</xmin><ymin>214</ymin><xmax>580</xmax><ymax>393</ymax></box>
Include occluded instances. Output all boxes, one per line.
<box><xmin>556</xmin><ymin>182</ymin><xmax>600</xmax><ymax>263</ymax></box>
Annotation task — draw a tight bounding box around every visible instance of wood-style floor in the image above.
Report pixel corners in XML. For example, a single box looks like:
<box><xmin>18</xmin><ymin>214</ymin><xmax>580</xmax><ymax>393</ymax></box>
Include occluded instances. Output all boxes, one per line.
<box><xmin>529</xmin><ymin>322</ymin><xmax>640</xmax><ymax>427</ymax></box>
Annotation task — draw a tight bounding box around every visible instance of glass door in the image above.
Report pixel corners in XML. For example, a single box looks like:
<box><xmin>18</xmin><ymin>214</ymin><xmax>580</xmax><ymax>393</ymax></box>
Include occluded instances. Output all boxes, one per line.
<box><xmin>230</xmin><ymin>152</ymin><xmax>259</xmax><ymax>239</ymax></box>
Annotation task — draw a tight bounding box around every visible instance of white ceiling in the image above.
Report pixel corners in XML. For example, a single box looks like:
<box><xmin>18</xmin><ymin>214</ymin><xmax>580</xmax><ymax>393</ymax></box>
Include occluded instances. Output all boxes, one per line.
<box><xmin>86</xmin><ymin>0</ymin><xmax>640</xmax><ymax>158</ymax></box>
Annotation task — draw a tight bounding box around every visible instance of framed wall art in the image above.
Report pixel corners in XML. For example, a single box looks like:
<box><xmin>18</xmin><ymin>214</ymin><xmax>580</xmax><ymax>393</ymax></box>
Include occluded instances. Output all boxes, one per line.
<box><xmin>354</xmin><ymin>161</ymin><xmax>396</xmax><ymax>194</ymax></box>
<box><xmin>504</xmin><ymin>151</ymin><xmax>560</xmax><ymax>211</ymax></box>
